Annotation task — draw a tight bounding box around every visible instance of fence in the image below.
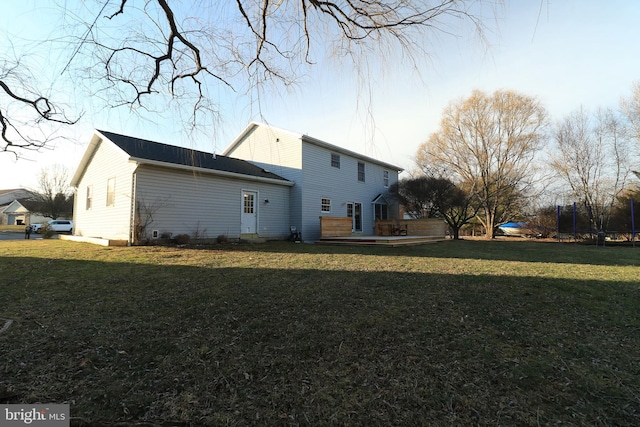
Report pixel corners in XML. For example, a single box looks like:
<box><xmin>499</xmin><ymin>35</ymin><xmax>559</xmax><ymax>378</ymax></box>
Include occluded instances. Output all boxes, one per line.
<box><xmin>556</xmin><ymin>200</ymin><xmax>638</xmax><ymax>243</ymax></box>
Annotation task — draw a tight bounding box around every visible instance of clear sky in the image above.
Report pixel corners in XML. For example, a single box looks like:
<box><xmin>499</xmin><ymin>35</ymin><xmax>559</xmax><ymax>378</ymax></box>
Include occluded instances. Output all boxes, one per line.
<box><xmin>1</xmin><ymin>1</ymin><xmax>639</xmax><ymax>190</ymax></box>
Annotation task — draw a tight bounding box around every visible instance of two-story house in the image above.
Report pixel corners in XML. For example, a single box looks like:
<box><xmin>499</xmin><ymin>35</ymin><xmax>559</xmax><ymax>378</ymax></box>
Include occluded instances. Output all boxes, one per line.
<box><xmin>224</xmin><ymin>122</ymin><xmax>403</xmax><ymax>241</ymax></box>
<box><xmin>70</xmin><ymin>124</ymin><xmax>402</xmax><ymax>244</ymax></box>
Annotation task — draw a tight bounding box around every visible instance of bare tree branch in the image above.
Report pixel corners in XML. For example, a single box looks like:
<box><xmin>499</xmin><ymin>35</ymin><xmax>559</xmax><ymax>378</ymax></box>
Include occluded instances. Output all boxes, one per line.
<box><xmin>78</xmin><ymin>0</ymin><xmax>488</xmax><ymax>113</ymax></box>
<box><xmin>0</xmin><ymin>77</ymin><xmax>80</xmax><ymax>156</ymax></box>
<box><xmin>2</xmin><ymin>0</ymin><xmax>491</xmax><ymax>155</ymax></box>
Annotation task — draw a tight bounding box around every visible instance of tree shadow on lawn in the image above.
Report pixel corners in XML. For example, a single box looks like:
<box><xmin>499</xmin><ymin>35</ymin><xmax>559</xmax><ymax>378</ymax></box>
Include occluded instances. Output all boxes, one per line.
<box><xmin>216</xmin><ymin>239</ymin><xmax>640</xmax><ymax>267</ymax></box>
<box><xmin>1</xmin><ymin>257</ymin><xmax>639</xmax><ymax>426</ymax></box>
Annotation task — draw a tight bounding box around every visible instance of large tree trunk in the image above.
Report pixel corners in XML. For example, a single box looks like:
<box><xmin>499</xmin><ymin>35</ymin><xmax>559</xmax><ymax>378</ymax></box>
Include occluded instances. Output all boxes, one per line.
<box><xmin>484</xmin><ymin>212</ymin><xmax>496</xmax><ymax>239</ymax></box>
<box><xmin>451</xmin><ymin>227</ymin><xmax>460</xmax><ymax>240</ymax></box>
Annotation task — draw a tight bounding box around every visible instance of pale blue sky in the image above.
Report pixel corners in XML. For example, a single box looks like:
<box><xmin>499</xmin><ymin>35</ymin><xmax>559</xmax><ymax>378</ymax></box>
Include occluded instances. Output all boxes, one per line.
<box><xmin>2</xmin><ymin>1</ymin><xmax>639</xmax><ymax>190</ymax></box>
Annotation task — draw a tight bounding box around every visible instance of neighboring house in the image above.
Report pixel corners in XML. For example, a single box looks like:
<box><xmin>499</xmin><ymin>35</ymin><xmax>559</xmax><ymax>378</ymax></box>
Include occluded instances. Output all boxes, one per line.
<box><xmin>70</xmin><ymin>124</ymin><xmax>402</xmax><ymax>244</ymax></box>
<box><xmin>0</xmin><ymin>198</ymin><xmax>48</xmax><ymax>226</ymax></box>
<box><xmin>224</xmin><ymin>122</ymin><xmax>403</xmax><ymax>241</ymax></box>
<box><xmin>0</xmin><ymin>189</ymin><xmax>35</xmax><ymax>224</ymax></box>
<box><xmin>70</xmin><ymin>130</ymin><xmax>293</xmax><ymax>244</ymax></box>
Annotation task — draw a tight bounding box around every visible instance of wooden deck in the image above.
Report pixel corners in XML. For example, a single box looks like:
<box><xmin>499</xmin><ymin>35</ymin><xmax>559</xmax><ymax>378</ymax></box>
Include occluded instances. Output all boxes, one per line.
<box><xmin>318</xmin><ymin>235</ymin><xmax>447</xmax><ymax>247</ymax></box>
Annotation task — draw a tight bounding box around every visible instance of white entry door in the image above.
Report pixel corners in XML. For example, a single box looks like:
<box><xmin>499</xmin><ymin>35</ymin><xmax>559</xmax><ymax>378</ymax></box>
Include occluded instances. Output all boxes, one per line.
<box><xmin>241</xmin><ymin>191</ymin><xmax>258</xmax><ymax>234</ymax></box>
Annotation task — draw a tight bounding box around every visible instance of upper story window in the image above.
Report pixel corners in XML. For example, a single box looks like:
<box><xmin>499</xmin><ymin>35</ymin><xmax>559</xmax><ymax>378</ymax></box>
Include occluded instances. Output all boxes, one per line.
<box><xmin>383</xmin><ymin>170</ymin><xmax>389</xmax><ymax>187</ymax></box>
<box><xmin>357</xmin><ymin>162</ymin><xmax>365</xmax><ymax>182</ymax></box>
<box><xmin>321</xmin><ymin>198</ymin><xmax>331</xmax><ymax>212</ymax></box>
<box><xmin>106</xmin><ymin>177</ymin><xmax>116</xmax><ymax>207</ymax></box>
<box><xmin>331</xmin><ymin>153</ymin><xmax>340</xmax><ymax>168</ymax></box>
<box><xmin>86</xmin><ymin>185</ymin><xmax>93</xmax><ymax>210</ymax></box>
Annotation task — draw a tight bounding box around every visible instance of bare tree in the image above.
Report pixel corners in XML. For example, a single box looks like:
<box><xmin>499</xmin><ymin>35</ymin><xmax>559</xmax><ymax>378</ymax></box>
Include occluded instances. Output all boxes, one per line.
<box><xmin>621</xmin><ymin>81</ymin><xmax>640</xmax><ymax>143</ymax></box>
<box><xmin>620</xmin><ymin>81</ymin><xmax>640</xmax><ymax>179</ymax></box>
<box><xmin>416</xmin><ymin>89</ymin><xmax>547</xmax><ymax>238</ymax></box>
<box><xmin>548</xmin><ymin>107</ymin><xmax>631</xmax><ymax>231</ymax></box>
<box><xmin>30</xmin><ymin>164</ymin><xmax>74</xmax><ymax>219</ymax></box>
<box><xmin>2</xmin><ymin>0</ymin><xmax>491</xmax><ymax>154</ymax></box>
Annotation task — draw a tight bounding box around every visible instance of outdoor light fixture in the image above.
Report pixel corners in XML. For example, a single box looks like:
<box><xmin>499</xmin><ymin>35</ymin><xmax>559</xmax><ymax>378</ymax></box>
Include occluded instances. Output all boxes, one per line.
<box><xmin>264</xmin><ymin>199</ymin><xmax>270</xmax><ymax>204</ymax></box>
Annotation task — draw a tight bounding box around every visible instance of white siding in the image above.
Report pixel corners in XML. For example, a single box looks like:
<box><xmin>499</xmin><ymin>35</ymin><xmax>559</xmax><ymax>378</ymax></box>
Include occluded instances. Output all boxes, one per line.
<box><xmin>73</xmin><ymin>139</ymin><xmax>136</xmax><ymax>240</ymax></box>
<box><xmin>225</xmin><ymin>125</ymin><xmax>302</xmax><ymax>171</ymax></box>
<box><xmin>134</xmin><ymin>166</ymin><xmax>290</xmax><ymax>240</ymax></box>
<box><xmin>225</xmin><ymin>125</ymin><xmax>304</xmax><ymax>233</ymax></box>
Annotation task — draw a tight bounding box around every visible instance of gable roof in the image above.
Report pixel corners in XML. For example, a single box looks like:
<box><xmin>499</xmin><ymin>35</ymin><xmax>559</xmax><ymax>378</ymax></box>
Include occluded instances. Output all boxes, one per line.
<box><xmin>1</xmin><ymin>197</ymin><xmax>53</xmax><ymax>216</ymax></box>
<box><xmin>0</xmin><ymin>189</ymin><xmax>24</xmax><ymax>195</ymax></box>
<box><xmin>15</xmin><ymin>198</ymin><xmax>42</xmax><ymax>212</ymax></box>
<box><xmin>224</xmin><ymin>122</ymin><xmax>404</xmax><ymax>172</ymax></box>
<box><xmin>0</xmin><ymin>189</ymin><xmax>34</xmax><ymax>205</ymax></box>
<box><xmin>72</xmin><ymin>130</ymin><xmax>292</xmax><ymax>187</ymax></box>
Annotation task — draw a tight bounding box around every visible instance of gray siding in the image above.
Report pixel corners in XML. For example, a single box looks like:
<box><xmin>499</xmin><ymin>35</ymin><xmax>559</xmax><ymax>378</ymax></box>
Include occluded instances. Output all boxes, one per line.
<box><xmin>300</xmin><ymin>142</ymin><xmax>399</xmax><ymax>240</ymax></box>
<box><xmin>226</xmin><ymin>123</ymin><xmax>401</xmax><ymax>241</ymax></box>
<box><xmin>134</xmin><ymin>166</ymin><xmax>290</xmax><ymax>240</ymax></box>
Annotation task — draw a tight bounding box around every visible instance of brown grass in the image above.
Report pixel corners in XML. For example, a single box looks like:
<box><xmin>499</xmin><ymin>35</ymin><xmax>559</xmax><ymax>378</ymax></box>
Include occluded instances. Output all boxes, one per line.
<box><xmin>1</xmin><ymin>239</ymin><xmax>639</xmax><ymax>426</ymax></box>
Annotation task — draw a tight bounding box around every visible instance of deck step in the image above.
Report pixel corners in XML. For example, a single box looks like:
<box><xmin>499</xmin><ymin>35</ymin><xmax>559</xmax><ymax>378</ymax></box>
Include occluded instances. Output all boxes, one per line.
<box><xmin>318</xmin><ymin>235</ymin><xmax>447</xmax><ymax>247</ymax></box>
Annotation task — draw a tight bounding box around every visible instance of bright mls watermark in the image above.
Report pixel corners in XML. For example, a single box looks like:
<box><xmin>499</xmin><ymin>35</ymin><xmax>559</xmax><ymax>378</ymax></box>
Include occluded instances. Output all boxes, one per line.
<box><xmin>1</xmin><ymin>405</ymin><xmax>69</xmax><ymax>426</ymax></box>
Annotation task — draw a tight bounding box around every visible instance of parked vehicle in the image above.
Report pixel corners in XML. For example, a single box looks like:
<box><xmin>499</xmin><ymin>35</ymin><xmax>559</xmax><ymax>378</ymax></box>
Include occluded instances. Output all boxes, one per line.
<box><xmin>31</xmin><ymin>220</ymin><xmax>73</xmax><ymax>234</ymax></box>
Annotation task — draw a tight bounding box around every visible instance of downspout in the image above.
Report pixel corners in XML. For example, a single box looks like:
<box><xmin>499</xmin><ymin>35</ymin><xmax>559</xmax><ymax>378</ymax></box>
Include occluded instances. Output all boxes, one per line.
<box><xmin>129</xmin><ymin>168</ymin><xmax>138</xmax><ymax>245</ymax></box>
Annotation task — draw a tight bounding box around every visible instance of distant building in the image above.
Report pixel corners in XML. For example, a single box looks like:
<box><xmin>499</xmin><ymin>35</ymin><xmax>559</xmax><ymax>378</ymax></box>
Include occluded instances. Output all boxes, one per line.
<box><xmin>0</xmin><ymin>189</ymin><xmax>40</xmax><ymax>225</ymax></box>
<box><xmin>0</xmin><ymin>198</ymin><xmax>48</xmax><ymax>226</ymax></box>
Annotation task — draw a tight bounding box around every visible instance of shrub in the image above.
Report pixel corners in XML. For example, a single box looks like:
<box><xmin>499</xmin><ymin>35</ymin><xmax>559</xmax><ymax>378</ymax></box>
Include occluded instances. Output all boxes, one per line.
<box><xmin>216</xmin><ymin>234</ymin><xmax>230</xmax><ymax>244</ymax></box>
<box><xmin>40</xmin><ymin>223</ymin><xmax>57</xmax><ymax>239</ymax></box>
<box><xmin>174</xmin><ymin>234</ymin><xmax>191</xmax><ymax>245</ymax></box>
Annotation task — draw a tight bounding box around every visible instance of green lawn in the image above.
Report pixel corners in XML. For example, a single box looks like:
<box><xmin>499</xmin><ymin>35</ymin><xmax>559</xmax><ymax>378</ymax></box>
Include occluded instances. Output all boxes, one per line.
<box><xmin>1</xmin><ymin>239</ymin><xmax>639</xmax><ymax>426</ymax></box>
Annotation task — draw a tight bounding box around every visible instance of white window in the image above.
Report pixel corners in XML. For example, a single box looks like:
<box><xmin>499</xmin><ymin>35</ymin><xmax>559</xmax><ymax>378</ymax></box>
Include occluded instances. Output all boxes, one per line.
<box><xmin>321</xmin><ymin>198</ymin><xmax>331</xmax><ymax>212</ymax></box>
<box><xmin>357</xmin><ymin>162</ymin><xmax>365</xmax><ymax>182</ymax></box>
<box><xmin>106</xmin><ymin>177</ymin><xmax>116</xmax><ymax>207</ymax></box>
<box><xmin>331</xmin><ymin>153</ymin><xmax>340</xmax><ymax>168</ymax></box>
<box><xmin>383</xmin><ymin>170</ymin><xmax>389</xmax><ymax>187</ymax></box>
<box><xmin>86</xmin><ymin>185</ymin><xmax>93</xmax><ymax>210</ymax></box>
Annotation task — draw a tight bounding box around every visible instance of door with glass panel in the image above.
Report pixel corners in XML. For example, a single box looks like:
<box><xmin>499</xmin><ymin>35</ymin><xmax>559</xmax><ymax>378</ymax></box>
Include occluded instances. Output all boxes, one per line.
<box><xmin>241</xmin><ymin>191</ymin><xmax>257</xmax><ymax>234</ymax></box>
<box><xmin>347</xmin><ymin>202</ymin><xmax>362</xmax><ymax>233</ymax></box>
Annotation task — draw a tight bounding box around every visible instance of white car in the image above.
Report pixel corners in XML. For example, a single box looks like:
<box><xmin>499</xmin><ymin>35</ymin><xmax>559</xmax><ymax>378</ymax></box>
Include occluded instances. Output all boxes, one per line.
<box><xmin>31</xmin><ymin>220</ymin><xmax>73</xmax><ymax>234</ymax></box>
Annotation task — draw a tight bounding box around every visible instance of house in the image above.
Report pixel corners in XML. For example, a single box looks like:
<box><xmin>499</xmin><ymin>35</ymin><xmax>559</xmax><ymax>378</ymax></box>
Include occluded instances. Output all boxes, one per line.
<box><xmin>70</xmin><ymin>130</ymin><xmax>293</xmax><ymax>244</ymax></box>
<box><xmin>0</xmin><ymin>198</ymin><xmax>49</xmax><ymax>226</ymax></box>
<box><xmin>0</xmin><ymin>189</ymin><xmax>34</xmax><ymax>224</ymax></box>
<box><xmin>0</xmin><ymin>189</ymin><xmax>51</xmax><ymax>226</ymax></box>
<box><xmin>70</xmin><ymin>124</ymin><xmax>402</xmax><ymax>244</ymax></box>
<box><xmin>223</xmin><ymin>122</ymin><xmax>403</xmax><ymax>241</ymax></box>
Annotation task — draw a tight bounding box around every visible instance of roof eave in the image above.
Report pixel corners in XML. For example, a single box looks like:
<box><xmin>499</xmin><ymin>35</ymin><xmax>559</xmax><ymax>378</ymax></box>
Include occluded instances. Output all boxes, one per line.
<box><xmin>70</xmin><ymin>130</ymin><xmax>131</xmax><ymax>187</ymax></box>
<box><xmin>221</xmin><ymin>122</ymin><xmax>260</xmax><ymax>156</ymax></box>
<box><xmin>224</xmin><ymin>122</ymin><xmax>404</xmax><ymax>172</ymax></box>
<box><xmin>301</xmin><ymin>134</ymin><xmax>404</xmax><ymax>172</ymax></box>
<box><xmin>70</xmin><ymin>133</ymin><xmax>102</xmax><ymax>187</ymax></box>
<box><xmin>131</xmin><ymin>158</ymin><xmax>294</xmax><ymax>186</ymax></box>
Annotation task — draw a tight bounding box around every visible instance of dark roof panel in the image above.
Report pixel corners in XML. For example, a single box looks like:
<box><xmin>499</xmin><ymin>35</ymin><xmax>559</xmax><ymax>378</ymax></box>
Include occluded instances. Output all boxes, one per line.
<box><xmin>97</xmin><ymin>130</ymin><xmax>289</xmax><ymax>182</ymax></box>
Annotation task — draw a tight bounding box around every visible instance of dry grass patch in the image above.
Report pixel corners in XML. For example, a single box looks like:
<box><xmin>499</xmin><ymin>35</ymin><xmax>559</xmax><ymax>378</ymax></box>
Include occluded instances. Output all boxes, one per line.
<box><xmin>1</xmin><ymin>239</ymin><xmax>639</xmax><ymax>425</ymax></box>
